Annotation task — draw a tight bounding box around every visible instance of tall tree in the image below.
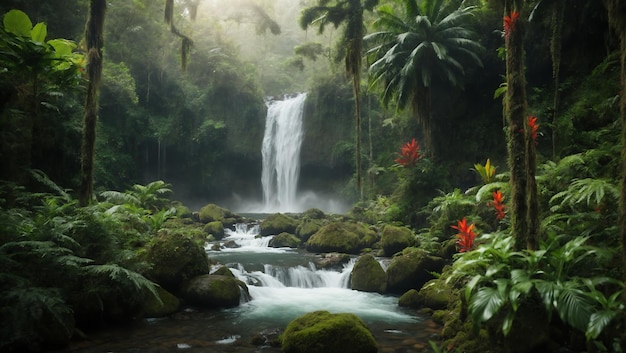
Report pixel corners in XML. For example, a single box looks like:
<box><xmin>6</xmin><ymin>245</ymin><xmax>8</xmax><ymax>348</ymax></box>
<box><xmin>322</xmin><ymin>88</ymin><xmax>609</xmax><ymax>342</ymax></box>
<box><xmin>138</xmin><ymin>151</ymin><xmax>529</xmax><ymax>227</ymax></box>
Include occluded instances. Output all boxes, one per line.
<box><xmin>366</xmin><ymin>0</ymin><xmax>483</xmax><ymax>154</ymax></box>
<box><xmin>503</xmin><ymin>0</ymin><xmax>539</xmax><ymax>250</ymax></box>
<box><xmin>300</xmin><ymin>0</ymin><xmax>379</xmax><ymax>199</ymax></box>
<box><xmin>78</xmin><ymin>0</ymin><xmax>106</xmax><ymax>207</ymax></box>
<box><xmin>605</xmin><ymin>0</ymin><xmax>626</xmax><ymax>284</ymax></box>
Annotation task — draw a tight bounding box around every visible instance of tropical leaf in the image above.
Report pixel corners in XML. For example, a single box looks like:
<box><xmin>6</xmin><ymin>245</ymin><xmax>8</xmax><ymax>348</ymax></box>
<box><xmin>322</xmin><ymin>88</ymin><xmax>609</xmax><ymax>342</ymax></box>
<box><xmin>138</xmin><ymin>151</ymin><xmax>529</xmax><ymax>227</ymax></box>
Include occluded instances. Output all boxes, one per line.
<box><xmin>556</xmin><ymin>284</ymin><xmax>594</xmax><ymax>332</ymax></box>
<box><xmin>469</xmin><ymin>282</ymin><xmax>506</xmax><ymax>322</ymax></box>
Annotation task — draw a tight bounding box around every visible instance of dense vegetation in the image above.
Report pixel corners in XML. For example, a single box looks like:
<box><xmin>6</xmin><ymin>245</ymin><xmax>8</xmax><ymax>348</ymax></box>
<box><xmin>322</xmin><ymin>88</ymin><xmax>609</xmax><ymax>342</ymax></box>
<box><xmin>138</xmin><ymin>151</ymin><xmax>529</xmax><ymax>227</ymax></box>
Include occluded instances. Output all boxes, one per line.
<box><xmin>1</xmin><ymin>0</ymin><xmax>625</xmax><ymax>352</ymax></box>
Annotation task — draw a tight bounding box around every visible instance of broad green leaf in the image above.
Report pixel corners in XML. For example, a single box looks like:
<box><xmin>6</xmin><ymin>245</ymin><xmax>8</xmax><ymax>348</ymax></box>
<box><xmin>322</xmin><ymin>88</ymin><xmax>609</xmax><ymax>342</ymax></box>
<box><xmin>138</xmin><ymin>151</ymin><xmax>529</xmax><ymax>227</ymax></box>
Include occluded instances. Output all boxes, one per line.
<box><xmin>48</xmin><ymin>39</ymin><xmax>75</xmax><ymax>58</ymax></box>
<box><xmin>557</xmin><ymin>285</ymin><xmax>594</xmax><ymax>332</ymax></box>
<box><xmin>469</xmin><ymin>286</ymin><xmax>505</xmax><ymax>322</ymax></box>
<box><xmin>502</xmin><ymin>310</ymin><xmax>515</xmax><ymax>336</ymax></box>
<box><xmin>3</xmin><ymin>9</ymin><xmax>32</xmax><ymax>37</ymax></box>
<box><xmin>31</xmin><ymin>22</ymin><xmax>47</xmax><ymax>42</ymax></box>
<box><xmin>586</xmin><ymin>310</ymin><xmax>617</xmax><ymax>340</ymax></box>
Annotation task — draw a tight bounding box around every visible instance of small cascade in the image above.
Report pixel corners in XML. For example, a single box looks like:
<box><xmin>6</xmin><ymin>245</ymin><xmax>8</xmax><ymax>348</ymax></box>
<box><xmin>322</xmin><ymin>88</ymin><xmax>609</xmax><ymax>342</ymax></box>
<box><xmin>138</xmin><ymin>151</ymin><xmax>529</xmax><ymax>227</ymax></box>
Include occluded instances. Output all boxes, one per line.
<box><xmin>261</xmin><ymin>93</ymin><xmax>307</xmax><ymax>212</ymax></box>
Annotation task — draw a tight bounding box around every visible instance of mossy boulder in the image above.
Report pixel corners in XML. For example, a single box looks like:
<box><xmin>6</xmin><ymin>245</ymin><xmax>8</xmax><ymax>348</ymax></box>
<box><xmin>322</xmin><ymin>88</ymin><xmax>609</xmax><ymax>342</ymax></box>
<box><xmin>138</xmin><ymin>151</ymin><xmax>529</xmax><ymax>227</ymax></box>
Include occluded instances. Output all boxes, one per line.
<box><xmin>268</xmin><ymin>232</ymin><xmax>301</xmax><ymax>248</ymax></box>
<box><xmin>415</xmin><ymin>278</ymin><xmax>454</xmax><ymax>310</ymax></box>
<box><xmin>380</xmin><ymin>225</ymin><xmax>417</xmax><ymax>256</ymax></box>
<box><xmin>181</xmin><ymin>274</ymin><xmax>246</xmax><ymax>308</ymax></box>
<box><xmin>211</xmin><ymin>266</ymin><xmax>235</xmax><ymax>277</ymax></box>
<box><xmin>295</xmin><ymin>217</ymin><xmax>323</xmax><ymax>241</ymax></box>
<box><xmin>306</xmin><ymin>221</ymin><xmax>378</xmax><ymax>254</ymax></box>
<box><xmin>142</xmin><ymin>286</ymin><xmax>181</xmax><ymax>317</ymax></box>
<box><xmin>398</xmin><ymin>289</ymin><xmax>421</xmax><ymax>308</ymax></box>
<box><xmin>260</xmin><ymin>213</ymin><xmax>298</xmax><ymax>236</ymax></box>
<box><xmin>143</xmin><ymin>230</ymin><xmax>209</xmax><ymax>293</ymax></box>
<box><xmin>385</xmin><ymin>248</ymin><xmax>446</xmax><ymax>294</ymax></box>
<box><xmin>302</xmin><ymin>208</ymin><xmax>326</xmax><ymax>219</ymax></box>
<box><xmin>281</xmin><ymin>311</ymin><xmax>377</xmax><ymax>353</ymax></box>
<box><xmin>350</xmin><ymin>254</ymin><xmax>386</xmax><ymax>293</ymax></box>
<box><xmin>198</xmin><ymin>204</ymin><xmax>241</xmax><ymax>226</ymax></box>
<box><xmin>203</xmin><ymin>221</ymin><xmax>225</xmax><ymax>240</ymax></box>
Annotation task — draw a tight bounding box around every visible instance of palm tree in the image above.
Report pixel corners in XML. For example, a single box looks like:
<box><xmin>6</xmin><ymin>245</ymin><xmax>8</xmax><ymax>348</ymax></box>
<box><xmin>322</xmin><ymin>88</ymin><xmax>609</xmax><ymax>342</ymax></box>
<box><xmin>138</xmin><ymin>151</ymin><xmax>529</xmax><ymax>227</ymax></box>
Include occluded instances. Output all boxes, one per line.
<box><xmin>300</xmin><ymin>0</ymin><xmax>379</xmax><ymax>199</ymax></box>
<box><xmin>366</xmin><ymin>0</ymin><xmax>483</xmax><ymax>154</ymax></box>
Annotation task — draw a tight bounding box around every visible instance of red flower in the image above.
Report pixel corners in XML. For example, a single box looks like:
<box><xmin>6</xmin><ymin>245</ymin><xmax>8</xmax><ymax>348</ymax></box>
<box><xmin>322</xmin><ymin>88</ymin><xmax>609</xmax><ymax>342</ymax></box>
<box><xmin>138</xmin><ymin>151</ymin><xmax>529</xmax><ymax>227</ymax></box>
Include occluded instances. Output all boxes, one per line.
<box><xmin>394</xmin><ymin>138</ymin><xmax>422</xmax><ymax>166</ymax></box>
<box><xmin>503</xmin><ymin>11</ymin><xmax>520</xmax><ymax>40</ymax></box>
<box><xmin>488</xmin><ymin>190</ymin><xmax>506</xmax><ymax>220</ymax></box>
<box><xmin>528</xmin><ymin>116</ymin><xmax>539</xmax><ymax>144</ymax></box>
<box><xmin>451</xmin><ymin>217</ymin><xmax>477</xmax><ymax>253</ymax></box>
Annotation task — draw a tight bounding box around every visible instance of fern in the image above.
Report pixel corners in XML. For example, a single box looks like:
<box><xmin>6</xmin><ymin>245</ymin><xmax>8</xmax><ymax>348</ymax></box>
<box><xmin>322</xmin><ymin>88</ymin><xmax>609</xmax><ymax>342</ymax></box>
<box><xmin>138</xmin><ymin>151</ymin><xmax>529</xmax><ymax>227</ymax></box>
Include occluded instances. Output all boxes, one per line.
<box><xmin>85</xmin><ymin>264</ymin><xmax>161</xmax><ymax>303</ymax></box>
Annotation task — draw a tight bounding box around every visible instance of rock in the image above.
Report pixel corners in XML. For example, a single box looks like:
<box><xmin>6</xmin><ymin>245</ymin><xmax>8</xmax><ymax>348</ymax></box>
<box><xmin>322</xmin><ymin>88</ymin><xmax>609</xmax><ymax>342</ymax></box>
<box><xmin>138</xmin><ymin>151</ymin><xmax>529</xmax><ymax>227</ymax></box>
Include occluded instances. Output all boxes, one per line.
<box><xmin>198</xmin><ymin>204</ymin><xmax>241</xmax><ymax>226</ymax></box>
<box><xmin>306</xmin><ymin>221</ymin><xmax>378</xmax><ymax>254</ymax></box>
<box><xmin>181</xmin><ymin>274</ymin><xmax>246</xmax><ymax>308</ymax></box>
<box><xmin>143</xmin><ymin>286</ymin><xmax>181</xmax><ymax>317</ymax></box>
<box><xmin>203</xmin><ymin>221</ymin><xmax>225</xmax><ymax>240</ymax></box>
<box><xmin>302</xmin><ymin>208</ymin><xmax>326</xmax><ymax>219</ymax></box>
<box><xmin>281</xmin><ymin>311</ymin><xmax>377</xmax><ymax>353</ymax></box>
<box><xmin>398</xmin><ymin>289</ymin><xmax>421</xmax><ymax>308</ymax></box>
<box><xmin>380</xmin><ymin>225</ymin><xmax>417</xmax><ymax>257</ymax></box>
<box><xmin>143</xmin><ymin>230</ymin><xmax>210</xmax><ymax>293</ymax></box>
<box><xmin>211</xmin><ymin>266</ymin><xmax>235</xmax><ymax>277</ymax></box>
<box><xmin>268</xmin><ymin>232</ymin><xmax>301</xmax><ymax>248</ymax></box>
<box><xmin>295</xmin><ymin>217</ymin><xmax>322</xmax><ymax>241</ymax></box>
<box><xmin>315</xmin><ymin>252</ymin><xmax>351</xmax><ymax>270</ymax></box>
<box><xmin>414</xmin><ymin>278</ymin><xmax>454</xmax><ymax>310</ymax></box>
<box><xmin>350</xmin><ymin>254</ymin><xmax>386</xmax><ymax>293</ymax></box>
<box><xmin>260</xmin><ymin>213</ymin><xmax>299</xmax><ymax>236</ymax></box>
<box><xmin>385</xmin><ymin>248</ymin><xmax>446</xmax><ymax>294</ymax></box>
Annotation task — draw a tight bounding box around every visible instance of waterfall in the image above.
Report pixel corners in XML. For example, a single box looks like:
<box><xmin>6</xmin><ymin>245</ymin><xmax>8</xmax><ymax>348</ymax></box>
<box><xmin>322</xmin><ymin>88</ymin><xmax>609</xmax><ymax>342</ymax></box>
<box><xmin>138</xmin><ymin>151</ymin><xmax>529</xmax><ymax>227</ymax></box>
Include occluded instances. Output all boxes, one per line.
<box><xmin>261</xmin><ymin>93</ymin><xmax>307</xmax><ymax>212</ymax></box>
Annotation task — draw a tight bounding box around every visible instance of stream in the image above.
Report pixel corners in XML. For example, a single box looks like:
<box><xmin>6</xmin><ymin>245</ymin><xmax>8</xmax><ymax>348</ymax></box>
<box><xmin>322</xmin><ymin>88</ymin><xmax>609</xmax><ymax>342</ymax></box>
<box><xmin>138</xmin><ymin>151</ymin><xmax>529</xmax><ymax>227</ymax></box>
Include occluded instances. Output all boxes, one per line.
<box><xmin>58</xmin><ymin>223</ymin><xmax>440</xmax><ymax>353</ymax></box>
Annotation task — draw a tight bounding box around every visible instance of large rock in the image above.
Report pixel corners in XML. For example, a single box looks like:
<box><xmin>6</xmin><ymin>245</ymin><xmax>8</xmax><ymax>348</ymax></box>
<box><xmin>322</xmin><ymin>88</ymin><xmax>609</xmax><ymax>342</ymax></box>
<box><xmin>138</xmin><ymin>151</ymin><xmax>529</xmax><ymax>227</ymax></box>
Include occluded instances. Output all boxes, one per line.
<box><xmin>385</xmin><ymin>248</ymin><xmax>446</xmax><ymax>294</ymax></box>
<box><xmin>281</xmin><ymin>311</ymin><xmax>377</xmax><ymax>353</ymax></box>
<box><xmin>260</xmin><ymin>213</ymin><xmax>298</xmax><ymax>236</ymax></box>
<box><xmin>181</xmin><ymin>274</ymin><xmax>247</xmax><ymax>308</ymax></box>
<box><xmin>268</xmin><ymin>232</ymin><xmax>301</xmax><ymax>248</ymax></box>
<box><xmin>198</xmin><ymin>204</ymin><xmax>241</xmax><ymax>226</ymax></box>
<box><xmin>203</xmin><ymin>221</ymin><xmax>225</xmax><ymax>240</ymax></box>
<box><xmin>414</xmin><ymin>278</ymin><xmax>454</xmax><ymax>310</ymax></box>
<box><xmin>143</xmin><ymin>230</ymin><xmax>209</xmax><ymax>293</ymax></box>
<box><xmin>380</xmin><ymin>225</ymin><xmax>417</xmax><ymax>256</ymax></box>
<box><xmin>350</xmin><ymin>254</ymin><xmax>386</xmax><ymax>293</ymax></box>
<box><xmin>142</xmin><ymin>286</ymin><xmax>181</xmax><ymax>317</ymax></box>
<box><xmin>306</xmin><ymin>221</ymin><xmax>378</xmax><ymax>254</ymax></box>
<box><xmin>295</xmin><ymin>217</ymin><xmax>323</xmax><ymax>242</ymax></box>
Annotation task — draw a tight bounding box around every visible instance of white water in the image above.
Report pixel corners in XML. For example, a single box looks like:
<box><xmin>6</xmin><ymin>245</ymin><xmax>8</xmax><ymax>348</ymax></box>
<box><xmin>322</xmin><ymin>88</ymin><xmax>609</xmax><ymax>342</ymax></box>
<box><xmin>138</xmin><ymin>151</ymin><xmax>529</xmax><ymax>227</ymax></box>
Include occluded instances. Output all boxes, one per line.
<box><xmin>261</xmin><ymin>93</ymin><xmax>307</xmax><ymax>212</ymax></box>
<box><xmin>208</xmin><ymin>224</ymin><xmax>418</xmax><ymax>326</ymax></box>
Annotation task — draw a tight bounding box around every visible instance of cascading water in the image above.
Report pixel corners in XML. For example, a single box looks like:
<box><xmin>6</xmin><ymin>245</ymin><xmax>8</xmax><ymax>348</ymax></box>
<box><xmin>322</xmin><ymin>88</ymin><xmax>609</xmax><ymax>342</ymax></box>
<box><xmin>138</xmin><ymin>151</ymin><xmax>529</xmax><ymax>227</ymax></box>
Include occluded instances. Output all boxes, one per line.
<box><xmin>261</xmin><ymin>93</ymin><xmax>307</xmax><ymax>212</ymax></box>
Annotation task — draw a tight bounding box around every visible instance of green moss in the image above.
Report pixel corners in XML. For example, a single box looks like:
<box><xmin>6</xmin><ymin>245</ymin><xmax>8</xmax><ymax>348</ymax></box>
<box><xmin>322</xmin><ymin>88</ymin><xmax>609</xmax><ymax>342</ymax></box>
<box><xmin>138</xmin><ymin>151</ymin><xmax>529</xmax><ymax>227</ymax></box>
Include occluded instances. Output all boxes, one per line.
<box><xmin>143</xmin><ymin>230</ymin><xmax>209</xmax><ymax>293</ymax></box>
<box><xmin>306</xmin><ymin>221</ymin><xmax>378</xmax><ymax>254</ymax></box>
<box><xmin>295</xmin><ymin>217</ymin><xmax>322</xmax><ymax>241</ymax></box>
<box><xmin>398</xmin><ymin>289</ymin><xmax>421</xmax><ymax>308</ymax></box>
<box><xmin>385</xmin><ymin>248</ymin><xmax>445</xmax><ymax>293</ymax></box>
<box><xmin>380</xmin><ymin>224</ymin><xmax>417</xmax><ymax>256</ymax></box>
<box><xmin>142</xmin><ymin>286</ymin><xmax>180</xmax><ymax>318</ymax></box>
<box><xmin>212</xmin><ymin>266</ymin><xmax>235</xmax><ymax>277</ymax></box>
<box><xmin>198</xmin><ymin>204</ymin><xmax>233</xmax><ymax>223</ymax></box>
<box><xmin>269</xmin><ymin>232</ymin><xmax>301</xmax><ymax>248</ymax></box>
<box><xmin>350</xmin><ymin>254</ymin><xmax>386</xmax><ymax>293</ymax></box>
<box><xmin>282</xmin><ymin>311</ymin><xmax>377</xmax><ymax>353</ymax></box>
<box><xmin>182</xmin><ymin>274</ymin><xmax>242</xmax><ymax>308</ymax></box>
<box><xmin>260</xmin><ymin>213</ymin><xmax>298</xmax><ymax>236</ymax></box>
<box><xmin>203</xmin><ymin>221</ymin><xmax>225</xmax><ymax>240</ymax></box>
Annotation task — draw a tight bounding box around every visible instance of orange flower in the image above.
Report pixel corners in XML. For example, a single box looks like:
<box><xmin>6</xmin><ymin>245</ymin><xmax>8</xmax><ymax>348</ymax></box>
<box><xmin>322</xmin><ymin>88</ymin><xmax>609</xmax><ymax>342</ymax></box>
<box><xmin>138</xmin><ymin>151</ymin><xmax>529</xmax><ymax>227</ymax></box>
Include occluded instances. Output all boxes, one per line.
<box><xmin>394</xmin><ymin>138</ymin><xmax>422</xmax><ymax>166</ymax></box>
<box><xmin>451</xmin><ymin>217</ymin><xmax>477</xmax><ymax>253</ymax></box>
<box><xmin>528</xmin><ymin>116</ymin><xmax>539</xmax><ymax>144</ymax></box>
<box><xmin>488</xmin><ymin>190</ymin><xmax>506</xmax><ymax>220</ymax></box>
<box><xmin>503</xmin><ymin>11</ymin><xmax>520</xmax><ymax>39</ymax></box>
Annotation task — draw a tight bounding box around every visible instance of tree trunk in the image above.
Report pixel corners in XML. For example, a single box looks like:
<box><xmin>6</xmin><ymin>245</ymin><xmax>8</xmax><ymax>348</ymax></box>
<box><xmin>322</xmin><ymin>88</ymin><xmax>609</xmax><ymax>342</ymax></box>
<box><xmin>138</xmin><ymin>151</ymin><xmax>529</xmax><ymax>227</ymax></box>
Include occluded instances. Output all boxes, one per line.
<box><xmin>550</xmin><ymin>0</ymin><xmax>565</xmax><ymax>158</ymax></box>
<box><xmin>78</xmin><ymin>0</ymin><xmax>106</xmax><ymax>207</ymax></box>
<box><xmin>504</xmin><ymin>2</ymin><xmax>530</xmax><ymax>250</ymax></box>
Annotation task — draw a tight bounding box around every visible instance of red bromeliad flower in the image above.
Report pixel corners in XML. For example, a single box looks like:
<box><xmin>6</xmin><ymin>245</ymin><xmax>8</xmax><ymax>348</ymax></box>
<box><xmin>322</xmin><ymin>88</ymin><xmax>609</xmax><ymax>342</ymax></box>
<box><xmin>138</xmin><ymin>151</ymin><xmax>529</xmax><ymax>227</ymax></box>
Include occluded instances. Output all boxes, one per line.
<box><xmin>528</xmin><ymin>116</ymin><xmax>539</xmax><ymax>144</ymax></box>
<box><xmin>395</xmin><ymin>138</ymin><xmax>422</xmax><ymax>166</ymax></box>
<box><xmin>451</xmin><ymin>217</ymin><xmax>477</xmax><ymax>253</ymax></box>
<box><xmin>503</xmin><ymin>11</ymin><xmax>520</xmax><ymax>40</ymax></box>
<box><xmin>488</xmin><ymin>190</ymin><xmax>506</xmax><ymax>220</ymax></box>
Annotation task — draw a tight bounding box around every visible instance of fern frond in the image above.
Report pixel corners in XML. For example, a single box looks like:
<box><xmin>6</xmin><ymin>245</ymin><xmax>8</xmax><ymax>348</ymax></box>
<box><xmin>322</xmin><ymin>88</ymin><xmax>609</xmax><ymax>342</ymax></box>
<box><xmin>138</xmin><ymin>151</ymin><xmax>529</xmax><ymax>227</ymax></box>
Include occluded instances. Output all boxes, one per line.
<box><xmin>86</xmin><ymin>264</ymin><xmax>161</xmax><ymax>303</ymax></box>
